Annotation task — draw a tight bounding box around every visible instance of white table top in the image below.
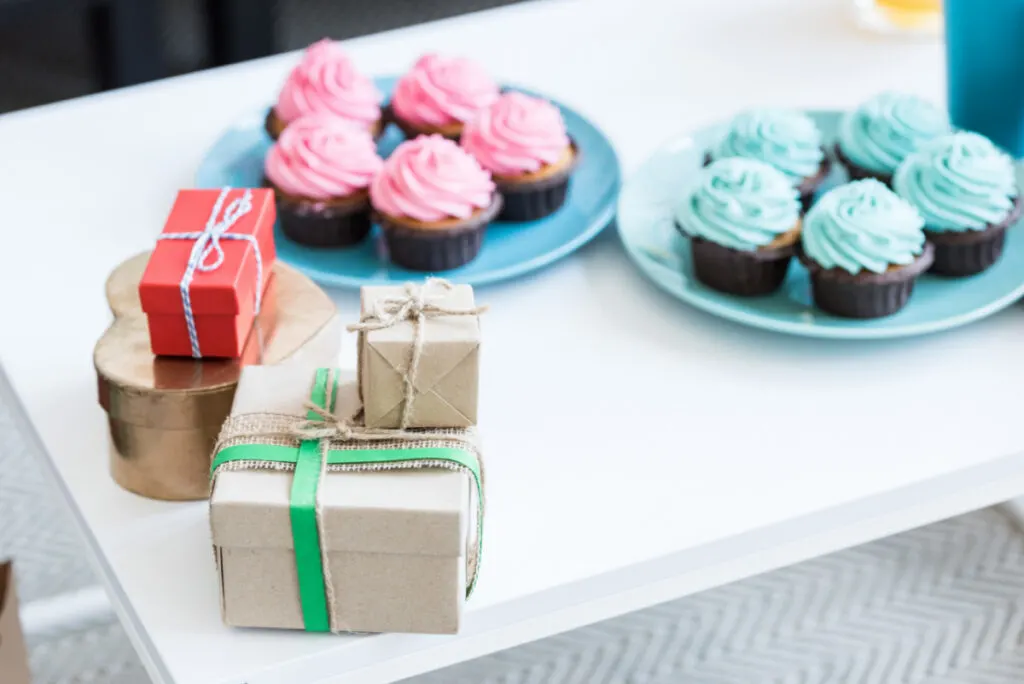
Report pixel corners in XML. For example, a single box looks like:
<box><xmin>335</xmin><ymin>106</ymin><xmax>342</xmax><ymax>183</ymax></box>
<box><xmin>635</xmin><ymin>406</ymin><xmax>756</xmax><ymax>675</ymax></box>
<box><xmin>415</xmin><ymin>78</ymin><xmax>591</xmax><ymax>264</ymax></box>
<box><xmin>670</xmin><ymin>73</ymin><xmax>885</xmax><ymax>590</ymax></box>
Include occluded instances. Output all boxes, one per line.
<box><xmin>3</xmin><ymin>1</ymin><xmax>1024</xmax><ymax>683</ymax></box>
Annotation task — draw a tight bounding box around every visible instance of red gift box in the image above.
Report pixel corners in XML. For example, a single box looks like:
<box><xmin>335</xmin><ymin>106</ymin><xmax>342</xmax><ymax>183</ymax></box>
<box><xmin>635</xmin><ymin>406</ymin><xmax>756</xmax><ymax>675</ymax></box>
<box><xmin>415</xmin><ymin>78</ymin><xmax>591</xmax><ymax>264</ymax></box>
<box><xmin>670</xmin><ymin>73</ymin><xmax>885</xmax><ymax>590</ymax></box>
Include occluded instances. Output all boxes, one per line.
<box><xmin>139</xmin><ymin>188</ymin><xmax>277</xmax><ymax>358</ymax></box>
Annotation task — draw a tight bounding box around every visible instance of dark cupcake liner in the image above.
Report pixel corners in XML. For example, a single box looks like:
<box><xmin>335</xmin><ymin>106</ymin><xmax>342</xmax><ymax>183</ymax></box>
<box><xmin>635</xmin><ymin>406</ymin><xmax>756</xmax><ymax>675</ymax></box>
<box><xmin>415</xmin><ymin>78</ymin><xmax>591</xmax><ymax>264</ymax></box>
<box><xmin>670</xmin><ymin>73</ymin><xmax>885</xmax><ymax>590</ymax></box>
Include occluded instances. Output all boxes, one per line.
<box><xmin>833</xmin><ymin>144</ymin><xmax>894</xmax><ymax>186</ymax></box>
<box><xmin>275</xmin><ymin>191</ymin><xmax>373</xmax><ymax>248</ymax></box>
<box><xmin>496</xmin><ymin>141</ymin><xmax>579</xmax><ymax>222</ymax></box>
<box><xmin>265</xmin><ymin>107</ymin><xmax>385</xmax><ymax>142</ymax></box>
<box><xmin>926</xmin><ymin>227</ymin><xmax>1007</xmax><ymax>277</ymax></box>
<box><xmin>702</xmin><ymin>150</ymin><xmax>831</xmax><ymax>212</ymax></box>
<box><xmin>382</xmin><ymin>104</ymin><xmax>462</xmax><ymax>141</ymax></box>
<box><xmin>797</xmin><ymin>243</ymin><xmax>935</xmax><ymax>319</ymax></box>
<box><xmin>675</xmin><ymin>218</ymin><xmax>798</xmax><ymax>296</ymax></box>
<box><xmin>923</xmin><ymin>197</ymin><xmax>1022</xmax><ymax>277</ymax></box>
<box><xmin>379</xmin><ymin>195</ymin><xmax>503</xmax><ymax>271</ymax></box>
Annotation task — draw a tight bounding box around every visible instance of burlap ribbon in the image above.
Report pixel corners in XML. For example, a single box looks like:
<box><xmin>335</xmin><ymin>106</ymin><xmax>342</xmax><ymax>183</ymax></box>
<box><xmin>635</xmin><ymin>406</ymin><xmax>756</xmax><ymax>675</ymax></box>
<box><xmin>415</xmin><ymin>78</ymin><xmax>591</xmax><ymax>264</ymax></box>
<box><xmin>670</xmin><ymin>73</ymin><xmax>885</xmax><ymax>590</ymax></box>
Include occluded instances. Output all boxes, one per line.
<box><xmin>210</xmin><ymin>368</ymin><xmax>484</xmax><ymax>634</ymax></box>
<box><xmin>348</xmin><ymin>278</ymin><xmax>487</xmax><ymax>428</ymax></box>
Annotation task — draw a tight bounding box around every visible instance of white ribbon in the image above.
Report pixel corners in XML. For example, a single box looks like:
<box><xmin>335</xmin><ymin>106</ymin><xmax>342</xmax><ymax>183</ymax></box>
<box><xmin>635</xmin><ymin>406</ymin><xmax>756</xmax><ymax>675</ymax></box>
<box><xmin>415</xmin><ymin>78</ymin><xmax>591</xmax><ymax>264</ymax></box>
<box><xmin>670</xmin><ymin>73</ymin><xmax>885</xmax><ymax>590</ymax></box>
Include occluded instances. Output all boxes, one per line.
<box><xmin>157</xmin><ymin>188</ymin><xmax>262</xmax><ymax>358</ymax></box>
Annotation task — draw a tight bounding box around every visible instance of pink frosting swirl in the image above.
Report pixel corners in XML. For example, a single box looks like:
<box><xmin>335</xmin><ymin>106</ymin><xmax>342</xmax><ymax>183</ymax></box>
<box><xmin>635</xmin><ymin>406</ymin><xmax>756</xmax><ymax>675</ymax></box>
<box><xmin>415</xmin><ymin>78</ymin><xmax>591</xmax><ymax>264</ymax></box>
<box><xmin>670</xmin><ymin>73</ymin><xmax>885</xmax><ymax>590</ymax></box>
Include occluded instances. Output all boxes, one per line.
<box><xmin>275</xmin><ymin>39</ymin><xmax>383</xmax><ymax>130</ymax></box>
<box><xmin>461</xmin><ymin>92</ymin><xmax>571</xmax><ymax>176</ymax></box>
<box><xmin>264</xmin><ymin>114</ymin><xmax>383</xmax><ymax>200</ymax></box>
<box><xmin>370</xmin><ymin>134</ymin><xmax>495</xmax><ymax>222</ymax></box>
<box><xmin>391</xmin><ymin>54</ymin><xmax>500</xmax><ymax>127</ymax></box>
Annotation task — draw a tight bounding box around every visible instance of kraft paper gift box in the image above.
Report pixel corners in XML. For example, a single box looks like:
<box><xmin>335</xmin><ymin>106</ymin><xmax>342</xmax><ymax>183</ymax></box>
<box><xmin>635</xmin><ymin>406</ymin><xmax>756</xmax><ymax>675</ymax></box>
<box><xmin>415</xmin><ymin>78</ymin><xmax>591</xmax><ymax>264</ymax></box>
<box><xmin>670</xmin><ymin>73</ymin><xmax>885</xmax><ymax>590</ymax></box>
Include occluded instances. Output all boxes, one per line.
<box><xmin>96</xmin><ymin>252</ymin><xmax>341</xmax><ymax>501</ymax></box>
<box><xmin>0</xmin><ymin>561</ymin><xmax>31</xmax><ymax>684</ymax></box>
<box><xmin>209</xmin><ymin>364</ymin><xmax>484</xmax><ymax>635</ymax></box>
<box><xmin>355</xmin><ymin>280</ymin><xmax>482</xmax><ymax>429</ymax></box>
<box><xmin>139</xmin><ymin>188</ymin><xmax>276</xmax><ymax>358</ymax></box>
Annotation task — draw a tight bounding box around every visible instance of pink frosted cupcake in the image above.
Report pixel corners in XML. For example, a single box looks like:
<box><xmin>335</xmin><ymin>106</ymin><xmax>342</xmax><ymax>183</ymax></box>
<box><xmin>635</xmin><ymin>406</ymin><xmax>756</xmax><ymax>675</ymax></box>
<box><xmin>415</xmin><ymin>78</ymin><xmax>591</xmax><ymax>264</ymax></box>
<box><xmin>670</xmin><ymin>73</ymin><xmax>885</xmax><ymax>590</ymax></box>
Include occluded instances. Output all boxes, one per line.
<box><xmin>462</xmin><ymin>92</ymin><xmax>577</xmax><ymax>221</ymax></box>
<box><xmin>264</xmin><ymin>113</ymin><xmax>384</xmax><ymax>247</ymax></box>
<box><xmin>389</xmin><ymin>54</ymin><xmax>500</xmax><ymax>140</ymax></box>
<box><xmin>370</xmin><ymin>134</ymin><xmax>502</xmax><ymax>270</ymax></box>
<box><xmin>266</xmin><ymin>39</ymin><xmax>383</xmax><ymax>140</ymax></box>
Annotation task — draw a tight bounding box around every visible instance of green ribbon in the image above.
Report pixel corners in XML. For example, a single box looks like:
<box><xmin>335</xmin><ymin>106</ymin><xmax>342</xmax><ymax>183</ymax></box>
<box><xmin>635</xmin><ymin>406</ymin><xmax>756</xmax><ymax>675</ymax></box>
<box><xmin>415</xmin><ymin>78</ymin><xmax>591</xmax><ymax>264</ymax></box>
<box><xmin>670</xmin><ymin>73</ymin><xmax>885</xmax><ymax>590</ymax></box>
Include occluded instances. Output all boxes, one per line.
<box><xmin>210</xmin><ymin>368</ymin><xmax>484</xmax><ymax>633</ymax></box>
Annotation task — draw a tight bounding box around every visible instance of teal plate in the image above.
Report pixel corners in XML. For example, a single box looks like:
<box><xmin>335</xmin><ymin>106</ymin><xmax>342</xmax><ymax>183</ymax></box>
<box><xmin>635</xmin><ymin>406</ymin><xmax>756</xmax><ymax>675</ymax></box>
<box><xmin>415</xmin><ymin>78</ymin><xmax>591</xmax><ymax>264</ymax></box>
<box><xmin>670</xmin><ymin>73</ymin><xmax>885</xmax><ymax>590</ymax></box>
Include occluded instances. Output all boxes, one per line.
<box><xmin>617</xmin><ymin>110</ymin><xmax>1024</xmax><ymax>339</ymax></box>
<box><xmin>196</xmin><ymin>76</ymin><xmax>620</xmax><ymax>288</ymax></box>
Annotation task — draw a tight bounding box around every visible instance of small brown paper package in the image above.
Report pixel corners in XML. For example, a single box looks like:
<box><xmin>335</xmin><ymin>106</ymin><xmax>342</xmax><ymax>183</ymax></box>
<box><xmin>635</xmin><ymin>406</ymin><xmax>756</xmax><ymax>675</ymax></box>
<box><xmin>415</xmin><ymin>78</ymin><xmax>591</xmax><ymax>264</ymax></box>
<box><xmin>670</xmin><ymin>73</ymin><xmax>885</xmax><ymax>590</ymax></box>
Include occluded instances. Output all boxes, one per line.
<box><xmin>0</xmin><ymin>561</ymin><xmax>32</xmax><ymax>684</ymax></box>
<box><xmin>209</xmin><ymin>364</ymin><xmax>483</xmax><ymax>635</ymax></box>
<box><xmin>95</xmin><ymin>252</ymin><xmax>342</xmax><ymax>501</ymax></box>
<box><xmin>354</xmin><ymin>280</ymin><xmax>483</xmax><ymax>429</ymax></box>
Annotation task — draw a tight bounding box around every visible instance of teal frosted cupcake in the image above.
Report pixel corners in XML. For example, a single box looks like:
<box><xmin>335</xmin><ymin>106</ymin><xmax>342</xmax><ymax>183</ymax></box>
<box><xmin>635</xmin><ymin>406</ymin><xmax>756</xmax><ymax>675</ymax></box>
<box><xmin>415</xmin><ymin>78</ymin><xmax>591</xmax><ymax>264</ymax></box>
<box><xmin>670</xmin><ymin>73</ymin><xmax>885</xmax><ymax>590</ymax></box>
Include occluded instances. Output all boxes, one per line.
<box><xmin>707</xmin><ymin>109</ymin><xmax>829</xmax><ymax>210</ymax></box>
<box><xmin>835</xmin><ymin>92</ymin><xmax>950</xmax><ymax>185</ymax></box>
<box><xmin>798</xmin><ymin>179</ymin><xmax>934</xmax><ymax>318</ymax></box>
<box><xmin>894</xmin><ymin>132</ymin><xmax>1021</xmax><ymax>276</ymax></box>
<box><xmin>676</xmin><ymin>158</ymin><xmax>802</xmax><ymax>296</ymax></box>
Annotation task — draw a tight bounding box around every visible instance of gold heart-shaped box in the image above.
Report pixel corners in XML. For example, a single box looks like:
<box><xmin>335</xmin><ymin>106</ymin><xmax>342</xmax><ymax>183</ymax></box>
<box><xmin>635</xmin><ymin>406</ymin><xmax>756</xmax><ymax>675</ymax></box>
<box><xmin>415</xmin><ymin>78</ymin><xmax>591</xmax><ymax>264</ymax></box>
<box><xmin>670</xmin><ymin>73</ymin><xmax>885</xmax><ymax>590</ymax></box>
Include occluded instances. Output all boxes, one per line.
<box><xmin>94</xmin><ymin>252</ymin><xmax>341</xmax><ymax>501</ymax></box>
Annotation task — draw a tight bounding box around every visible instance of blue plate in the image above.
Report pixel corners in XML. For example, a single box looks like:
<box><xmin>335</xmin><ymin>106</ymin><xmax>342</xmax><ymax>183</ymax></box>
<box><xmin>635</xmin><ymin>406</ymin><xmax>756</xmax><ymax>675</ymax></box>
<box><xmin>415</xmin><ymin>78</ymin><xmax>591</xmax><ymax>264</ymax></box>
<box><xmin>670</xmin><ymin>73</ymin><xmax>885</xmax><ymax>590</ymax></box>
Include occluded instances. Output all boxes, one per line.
<box><xmin>617</xmin><ymin>110</ymin><xmax>1024</xmax><ymax>339</ymax></box>
<box><xmin>196</xmin><ymin>76</ymin><xmax>620</xmax><ymax>288</ymax></box>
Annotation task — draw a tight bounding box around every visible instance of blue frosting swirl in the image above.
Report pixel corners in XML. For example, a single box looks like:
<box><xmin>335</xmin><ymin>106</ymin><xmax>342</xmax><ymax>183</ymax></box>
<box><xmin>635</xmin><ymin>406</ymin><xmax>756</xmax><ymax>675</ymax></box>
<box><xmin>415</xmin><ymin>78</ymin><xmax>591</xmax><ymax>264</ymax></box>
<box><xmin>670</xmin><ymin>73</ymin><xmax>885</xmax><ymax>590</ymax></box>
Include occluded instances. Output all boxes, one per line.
<box><xmin>894</xmin><ymin>132</ymin><xmax>1018</xmax><ymax>232</ymax></box>
<box><xmin>838</xmin><ymin>92</ymin><xmax>950</xmax><ymax>175</ymax></box>
<box><xmin>712</xmin><ymin>109</ymin><xmax>825</xmax><ymax>183</ymax></box>
<box><xmin>676</xmin><ymin>158</ymin><xmax>801</xmax><ymax>252</ymax></box>
<box><xmin>802</xmin><ymin>179</ymin><xmax>926</xmax><ymax>274</ymax></box>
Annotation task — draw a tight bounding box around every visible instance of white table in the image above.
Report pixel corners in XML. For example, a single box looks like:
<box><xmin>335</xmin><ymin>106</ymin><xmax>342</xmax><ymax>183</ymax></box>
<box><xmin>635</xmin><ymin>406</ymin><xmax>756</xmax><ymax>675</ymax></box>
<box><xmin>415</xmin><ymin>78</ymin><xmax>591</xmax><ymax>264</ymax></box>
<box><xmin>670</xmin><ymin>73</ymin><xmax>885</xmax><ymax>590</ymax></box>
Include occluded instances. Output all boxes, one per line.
<box><xmin>3</xmin><ymin>1</ymin><xmax>1024</xmax><ymax>683</ymax></box>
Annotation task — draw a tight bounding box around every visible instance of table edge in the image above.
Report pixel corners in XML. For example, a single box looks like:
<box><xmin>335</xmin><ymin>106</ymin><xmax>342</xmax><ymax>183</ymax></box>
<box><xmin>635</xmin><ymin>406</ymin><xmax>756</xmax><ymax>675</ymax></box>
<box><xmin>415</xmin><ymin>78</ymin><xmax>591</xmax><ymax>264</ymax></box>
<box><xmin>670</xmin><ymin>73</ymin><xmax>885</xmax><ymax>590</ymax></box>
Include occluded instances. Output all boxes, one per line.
<box><xmin>9</xmin><ymin>352</ymin><xmax>1024</xmax><ymax>683</ymax></box>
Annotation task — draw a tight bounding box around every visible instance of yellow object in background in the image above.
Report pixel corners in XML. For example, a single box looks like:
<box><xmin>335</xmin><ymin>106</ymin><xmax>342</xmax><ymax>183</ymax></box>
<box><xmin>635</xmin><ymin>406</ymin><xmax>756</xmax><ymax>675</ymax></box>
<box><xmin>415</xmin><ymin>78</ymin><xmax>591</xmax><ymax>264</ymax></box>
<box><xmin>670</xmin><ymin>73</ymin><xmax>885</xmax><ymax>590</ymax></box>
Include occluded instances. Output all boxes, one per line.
<box><xmin>877</xmin><ymin>0</ymin><xmax>940</xmax><ymax>8</ymax></box>
<box><xmin>878</xmin><ymin>0</ymin><xmax>941</xmax><ymax>28</ymax></box>
<box><xmin>854</xmin><ymin>0</ymin><xmax>941</xmax><ymax>36</ymax></box>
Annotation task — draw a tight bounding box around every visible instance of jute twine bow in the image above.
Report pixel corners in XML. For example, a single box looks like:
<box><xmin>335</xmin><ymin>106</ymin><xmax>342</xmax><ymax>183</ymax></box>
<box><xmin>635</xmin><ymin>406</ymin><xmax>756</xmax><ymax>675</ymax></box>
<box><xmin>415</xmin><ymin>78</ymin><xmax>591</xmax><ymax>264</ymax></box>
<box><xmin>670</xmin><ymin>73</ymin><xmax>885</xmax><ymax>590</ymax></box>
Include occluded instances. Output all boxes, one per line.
<box><xmin>347</xmin><ymin>278</ymin><xmax>487</xmax><ymax>428</ymax></box>
<box><xmin>157</xmin><ymin>187</ymin><xmax>263</xmax><ymax>358</ymax></box>
<box><xmin>288</xmin><ymin>400</ymin><xmax>476</xmax><ymax>447</ymax></box>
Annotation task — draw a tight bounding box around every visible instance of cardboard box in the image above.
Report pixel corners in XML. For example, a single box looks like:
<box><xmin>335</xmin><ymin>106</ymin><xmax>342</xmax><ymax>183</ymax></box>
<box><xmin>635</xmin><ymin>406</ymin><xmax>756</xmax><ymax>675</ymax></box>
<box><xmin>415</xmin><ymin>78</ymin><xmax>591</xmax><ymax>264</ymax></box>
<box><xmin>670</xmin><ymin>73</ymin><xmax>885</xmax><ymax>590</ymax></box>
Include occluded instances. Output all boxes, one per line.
<box><xmin>357</xmin><ymin>284</ymin><xmax>481</xmax><ymax>429</ymax></box>
<box><xmin>0</xmin><ymin>561</ymin><xmax>31</xmax><ymax>684</ymax></box>
<box><xmin>209</xmin><ymin>365</ymin><xmax>483</xmax><ymax>635</ymax></box>
<box><xmin>139</xmin><ymin>188</ymin><xmax>277</xmax><ymax>358</ymax></box>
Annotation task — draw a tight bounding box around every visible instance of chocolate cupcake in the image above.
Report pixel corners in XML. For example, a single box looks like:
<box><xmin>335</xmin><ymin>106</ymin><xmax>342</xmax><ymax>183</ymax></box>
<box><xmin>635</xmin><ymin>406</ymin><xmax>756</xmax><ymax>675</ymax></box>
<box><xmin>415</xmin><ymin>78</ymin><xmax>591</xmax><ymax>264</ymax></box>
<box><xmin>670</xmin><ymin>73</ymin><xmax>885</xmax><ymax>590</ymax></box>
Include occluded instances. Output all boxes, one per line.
<box><xmin>370</xmin><ymin>134</ymin><xmax>501</xmax><ymax>271</ymax></box>
<box><xmin>707</xmin><ymin>109</ymin><xmax>830</xmax><ymax>211</ymax></box>
<box><xmin>895</xmin><ymin>132</ymin><xmax>1021</xmax><ymax>276</ymax></box>
<box><xmin>835</xmin><ymin>92</ymin><xmax>949</xmax><ymax>185</ymax></box>
<box><xmin>388</xmin><ymin>54</ymin><xmax>500</xmax><ymax>140</ymax></box>
<box><xmin>675</xmin><ymin>158</ymin><xmax>803</xmax><ymax>296</ymax></box>
<box><xmin>264</xmin><ymin>114</ymin><xmax>383</xmax><ymax>247</ymax></box>
<box><xmin>462</xmin><ymin>92</ymin><xmax>577</xmax><ymax>221</ymax></box>
<box><xmin>266</xmin><ymin>39</ymin><xmax>384</xmax><ymax>140</ymax></box>
<box><xmin>799</xmin><ymin>179</ymin><xmax>933</xmax><ymax>319</ymax></box>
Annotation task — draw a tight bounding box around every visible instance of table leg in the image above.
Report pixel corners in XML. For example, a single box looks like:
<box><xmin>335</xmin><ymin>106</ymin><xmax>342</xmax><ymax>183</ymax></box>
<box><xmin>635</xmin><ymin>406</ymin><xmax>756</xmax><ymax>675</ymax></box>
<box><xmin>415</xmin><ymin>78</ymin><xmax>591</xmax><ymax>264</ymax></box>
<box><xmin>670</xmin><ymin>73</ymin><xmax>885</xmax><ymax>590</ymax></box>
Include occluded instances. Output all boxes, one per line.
<box><xmin>205</xmin><ymin>0</ymin><xmax>277</xmax><ymax>66</ymax></box>
<box><xmin>88</xmin><ymin>0</ymin><xmax>165</xmax><ymax>90</ymax></box>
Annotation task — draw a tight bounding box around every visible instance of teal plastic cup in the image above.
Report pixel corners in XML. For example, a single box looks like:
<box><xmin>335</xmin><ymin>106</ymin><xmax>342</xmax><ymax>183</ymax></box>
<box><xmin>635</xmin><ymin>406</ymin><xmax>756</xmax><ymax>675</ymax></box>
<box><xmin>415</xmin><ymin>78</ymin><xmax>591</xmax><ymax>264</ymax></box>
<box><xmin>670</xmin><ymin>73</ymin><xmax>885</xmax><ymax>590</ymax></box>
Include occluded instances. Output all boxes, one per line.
<box><xmin>945</xmin><ymin>0</ymin><xmax>1024</xmax><ymax>157</ymax></box>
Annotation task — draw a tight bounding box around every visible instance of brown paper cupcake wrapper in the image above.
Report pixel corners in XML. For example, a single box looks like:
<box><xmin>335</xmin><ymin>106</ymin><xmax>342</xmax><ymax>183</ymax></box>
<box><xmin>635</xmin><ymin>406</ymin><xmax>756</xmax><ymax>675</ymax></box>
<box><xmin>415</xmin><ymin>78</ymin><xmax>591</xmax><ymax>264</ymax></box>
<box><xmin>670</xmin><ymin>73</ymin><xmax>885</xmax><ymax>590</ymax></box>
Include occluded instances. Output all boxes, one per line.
<box><xmin>383</xmin><ymin>104</ymin><xmax>463</xmax><ymax>141</ymax></box>
<box><xmin>703</xmin><ymin>151</ymin><xmax>830</xmax><ymax>212</ymax></box>
<box><xmin>927</xmin><ymin>227</ymin><xmax>1008</xmax><ymax>277</ymax></box>
<box><xmin>680</xmin><ymin>226</ymin><xmax>796</xmax><ymax>296</ymax></box>
<box><xmin>267</xmin><ymin>108</ymin><xmax>385</xmax><ymax>142</ymax></box>
<box><xmin>924</xmin><ymin>197</ymin><xmax>1021</xmax><ymax>277</ymax></box>
<box><xmin>797</xmin><ymin>244</ymin><xmax>935</xmax><ymax>319</ymax></box>
<box><xmin>496</xmin><ymin>141</ymin><xmax>579</xmax><ymax>222</ymax></box>
<box><xmin>833</xmin><ymin>144</ymin><xmax>894</xmax><ymax>187</ymax></box>
<box><xmin>268</xmin><ymin>181</ymin><xmax>373</xmax><ymax>248</ymax></box>
<box><xmin>378</xmin><ymin>196</ymin><xmax>503</xmax><ymax>271</ymax></box>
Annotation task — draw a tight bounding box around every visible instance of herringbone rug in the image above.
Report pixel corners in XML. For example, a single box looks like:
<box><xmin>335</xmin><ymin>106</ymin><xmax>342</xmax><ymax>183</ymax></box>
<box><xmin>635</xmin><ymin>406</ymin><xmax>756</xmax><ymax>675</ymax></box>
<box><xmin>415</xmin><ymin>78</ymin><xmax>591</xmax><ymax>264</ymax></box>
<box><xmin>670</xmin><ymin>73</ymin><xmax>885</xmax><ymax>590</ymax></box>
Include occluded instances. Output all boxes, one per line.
<box><xmin>3</xmin><ymin>372</ymin><xmax>1024</xmax><ymax>683</ymax></box>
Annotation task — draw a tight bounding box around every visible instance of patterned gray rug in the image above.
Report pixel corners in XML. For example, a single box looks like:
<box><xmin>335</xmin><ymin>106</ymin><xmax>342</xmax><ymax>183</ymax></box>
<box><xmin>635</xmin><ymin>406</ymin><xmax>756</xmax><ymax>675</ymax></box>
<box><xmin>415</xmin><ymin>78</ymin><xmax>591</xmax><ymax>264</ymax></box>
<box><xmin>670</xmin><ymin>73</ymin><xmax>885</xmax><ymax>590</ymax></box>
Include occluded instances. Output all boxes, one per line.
<box><xmin>3</xmin><ymin>367</ymin><xmax>1024</xmax><ymax>683</ymax></box>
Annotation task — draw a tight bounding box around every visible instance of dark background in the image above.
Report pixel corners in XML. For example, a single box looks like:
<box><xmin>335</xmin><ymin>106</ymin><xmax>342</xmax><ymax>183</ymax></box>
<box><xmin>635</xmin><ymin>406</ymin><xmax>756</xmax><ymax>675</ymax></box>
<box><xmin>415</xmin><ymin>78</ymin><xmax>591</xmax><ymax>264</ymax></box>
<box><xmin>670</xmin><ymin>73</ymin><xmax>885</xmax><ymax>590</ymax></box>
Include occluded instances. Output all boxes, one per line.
<box><xmin>0</xmin><ymin>0</ymin><xmax>520</xmax><ymax>113</ymax></box>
